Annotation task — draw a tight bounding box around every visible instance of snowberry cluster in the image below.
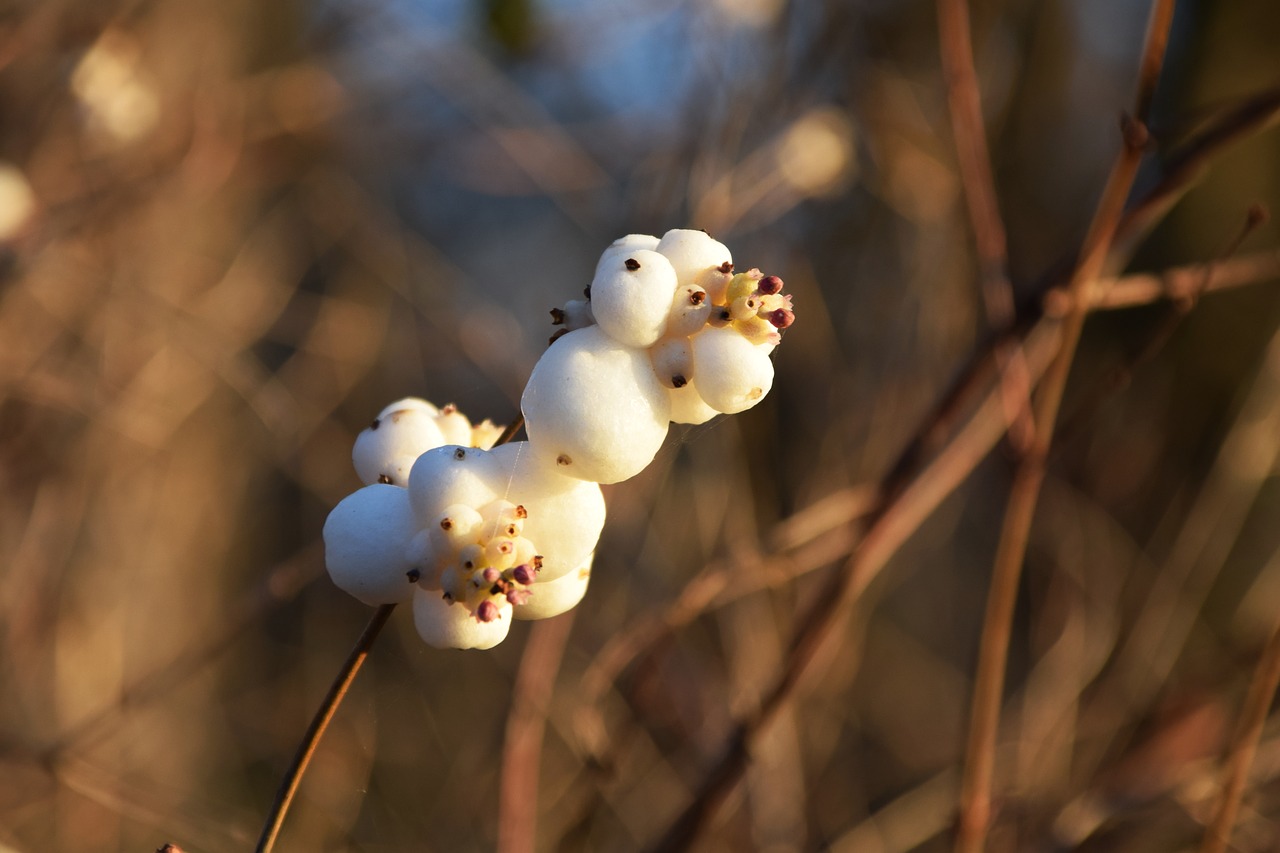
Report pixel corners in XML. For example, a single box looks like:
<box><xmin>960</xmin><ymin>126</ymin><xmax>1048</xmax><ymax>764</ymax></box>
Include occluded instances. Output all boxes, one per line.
<box><xmin>323</xmin><ymin>230</ymin><xmax>795</xmax><ymax>649</ymax></box>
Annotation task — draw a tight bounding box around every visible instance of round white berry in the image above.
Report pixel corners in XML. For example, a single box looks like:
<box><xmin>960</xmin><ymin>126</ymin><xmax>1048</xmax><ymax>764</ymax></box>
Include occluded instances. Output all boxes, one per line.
<box><xmin>352</xmin><ymin>406</ymin><xmax>448</xmax><ymax>487</ymax></box>
<box><xmin>655</xmin><ymin>229</ymin><xmax>733</xmax><ymax>299</ymax></box>
<box><xmin>323</xmin><ymin>484</ymin><xmax>420</xmax><ymax>605</ymax></box>
<box><xmin>593</xmin><ymin>233</ymin><xmax>660</xmax><ymax>279</ymax></box>
<box><xmin>668</xmin><ymin>379</ymin><xmax>721</xmax><ymax>425</ymax></box>
<box><xmin>691</xmin><ymin>324</ymin><xmax>775</xmax><ymax>413</ymax></box>
<box><xmin>514</xmin><ymin>554</ymin><xmax>592</xmax><ymax>620</ymax></box>
<box><xmin>377</xmin><ymin>397</ymin><xmax>439</xmax><ymax>419</ymax></box>
<box><xmin>407</xmin><ymin>445</ymin><xmax>503</xmax><ymax>527</ymax></box>
<box><xmin>487</xmin><ymin>442</ymin><xmax>605</xmax><ymax>581</ymax></box>
<box><xmin>590</xmin><ymin>249</ymin><xmax>678</xmax><ymax>348</ymax></box>
<box><xmin>413</xmin><ymin>586</ymin><xmax>512</xmax><ymax>650</ymax></box>
<box><xmin>665</xmin><ymin>284</ymin><xmax>711</xmax><ymax>339</ymax></box>
<box><xmin>650</xmin><ymin>336</ymin><xmax>694</xmax><ymax>389</ymax></box>
<box><xmin>521</xmin><ymin>325</ymin><xmax>671</xmax><ymax>484</ymax></box>
<box><xmin>434</xmin><ymin>405</ymin><xmax>475</xmax><ymax>446</ymax></box>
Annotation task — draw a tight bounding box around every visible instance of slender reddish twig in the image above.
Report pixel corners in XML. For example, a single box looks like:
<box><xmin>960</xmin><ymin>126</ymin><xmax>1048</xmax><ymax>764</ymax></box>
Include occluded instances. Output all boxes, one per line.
<box><xmin>953</xmin><ymin>3</ymin><xmax>1175</xmax><ymax>849</ymax></box>
<box><xmin>497</xmin><ymin>612</ymin><xmax>576</xmax><ymax>853</ymax></box>
<box><xmin>254</xmin><ymin>602</ymin><xmax>397</xmax><ymax>853</ymax></box>
<box><xmin>1201</xmin><ymin>603</ymin><xmax>1280</xmax><ymax>853</ymax></box>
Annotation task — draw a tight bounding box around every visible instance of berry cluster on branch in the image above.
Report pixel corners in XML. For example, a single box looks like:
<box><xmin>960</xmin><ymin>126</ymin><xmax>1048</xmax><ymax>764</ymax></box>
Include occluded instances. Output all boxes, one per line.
<box><xmin>323</xmin><ymin>229</ymin><xmax>795</xmax><ymax>649</ymax></box>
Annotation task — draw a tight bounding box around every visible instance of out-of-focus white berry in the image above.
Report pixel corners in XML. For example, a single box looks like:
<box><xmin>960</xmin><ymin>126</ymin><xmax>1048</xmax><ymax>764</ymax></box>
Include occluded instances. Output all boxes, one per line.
<box><xmin>408</xmin><ymin>445</ymin><xmax>502</xmax><ymax>527</ymax></box>
<box><xmin>377</xmin><ymin>397</ymin><xmax>439</xmax><ymax>419</ymax></box>
<box><xmin>413</xmin><ymin>586</ymin><xmax>512</xmax><ymax>650</ymax></box>
<box><xmin>650</xmin><ymin>336</ymin><xmax>694</xmax><ymax>389</ymax></box>
<box><xmin>434</xmin><ymin>404</ymin><xmax>476</xmax><ymax>446</ymax></box>
<box><xmin>655</xmin><ymin>229</ymin><xmax>733</xmax><ymax>301</ymax></box>
<box><xmin>691</xmin><ymin>324</ymin><xmax>775</xmax><ymax>413</ymax></box>
<box><xmin>352</xmin><ymin>405</ymin><xmax>448</xmax><ymax>487</ymax></box>
<box><xmin>551</xmin><ymin>298</ymin><xmax>595</xmax><ymax>333</ymax></box>
<box><xmin>323</xmin><ymin>484</ymin><xmax>420</xmax><ymax>605</ymax></box>
<box><xmin>522</xmin><ymin>325</ymin><xmax>671</xmax><ymax>484</ymax></box>
<box><xmin>470</xmin><ymin>419</ymin><xmax>505</xmax><ymax>450</ymax></box>
<box><xmin>593</xmin><ymin>233</ymin><xmax>660</xmax><ymax>279</ymax></box>
<box><xmin>590</xmin><ymin>249</ymin><xmax>678</xmax><ymax>348</ymax></box>
<box><xmin>665</xmin><ymin>284</ymin><xmax>711</xmax><ymax>339</ymax></box>
<box><xmin>514</xmin><ymin>554</ymin><xmax>593</xmax><ymax>620</ymax></box>
<box><xmin>487</xmin><ymin>442</ymin><xmax>606</xmax><ymax>581</ymax></box>
<box><xmin>668</xmin><ymin>380</ymin><xmax>721</xmax><ymax>425</ymax></box>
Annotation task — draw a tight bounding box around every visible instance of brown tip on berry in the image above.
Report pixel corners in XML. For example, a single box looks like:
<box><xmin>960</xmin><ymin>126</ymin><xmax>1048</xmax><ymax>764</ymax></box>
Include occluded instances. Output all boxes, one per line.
<box><xmin>584</xmin><ymin>285</ymin><xmax>592</xmax><ymax>299</ymax></box>
<box><xmin>442</xmin><ymin>403</ymin><xmax>457</xmax><ymax>414</ymax></box>
<box><xmin>377</xmin><ymin>474</ymin><xmax>394</xmax><ymax>485</ymax></box>
<box><xmin>624</xmin><ymin>258</ymin><xmax>641</xmax><ymax>271</ymax></box>
<box><xmin>550</xmin><ymin>307</ymin><xmax>566</xmax><ymax>324</ymax></box>
<box><xmin>406</xmin><ymin>568</ymin><xmax>421</xmax><ymax>582</ymax></box>
<box><xmin>556</xmin><ymin>454</ymin><xmax>572</xmax><ymax>466</ymax></box>
<box><xmin>672</xmin><ymin>374</ymin><xmax>687</xmax><ymax>388</ymax></box>
<box><xmin>515</xmin><ymin>504</ymin><xmax>528</xmax><ymax>518</ymax></box>
<box><xmin>718</xmin><ymin>261</ymin><xmax>733</xmax><ymax>274</ymax></box>
<box><xmin>690</xmin><ymin>290</ymin><xmax>706</xmax><ymax>305</ymax></box>
<box><xmin>453</xmin><ymin>448</ymin><xmax>467</xmax><ymax>460</ymax></box>
<box><xmin>440</xmin><ymin>518</ymin><xmax>453</xmax><ymax>530</ymax></box>
<box><xmin>370</xmin><ymin>418</ymin><xmax>380</xmax><ymax>430</ymax></box>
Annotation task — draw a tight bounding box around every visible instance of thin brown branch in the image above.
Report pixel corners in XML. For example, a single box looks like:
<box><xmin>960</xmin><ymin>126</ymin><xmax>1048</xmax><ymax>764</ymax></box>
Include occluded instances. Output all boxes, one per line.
<box><xmin>1055</xmin><ymin>205</ymin><xmax>1269</xmax><ymax>445</ymax></box>
<box><xmin>937</xmin><ymin>0</ymin><xmax>1033</xmax><ymax>453</ymax></box>
<box><xmin>954</xmin><ymin>3</ymin><xmax>1176</xmax><ymax>846</ymax></box>
<box><xmin>1077</xmin><ymin>248</ymin><xmax>1280</xmax><ymax>313</ymax></box>
<box><xmin>254</xmin><ymin>602</ymin><xmax>397</xmax><ymax>853</ymax></box>
<box><xmin>644</xmin><ymin>317</ymin><xmax>1063</xmax><ymax>853</ymax></box>
<box><xmin>1201</xmin><ymin>611</ymin><xmax>1280</xmax><ymax>853</ymax></box>
<box><xmin>497</xmin><ymin>612</ymin><xmax>576</xmax><ymax>853</ymax></box>
<box><xmin>938</xmin><ymin>0</ymin><xmax>1013</xmax><ymax>330</ymax></box>
<box><xmin>1111</xmin><ymin>85</ymin><xmax>1280</xmax><ymax>259</ymax></box>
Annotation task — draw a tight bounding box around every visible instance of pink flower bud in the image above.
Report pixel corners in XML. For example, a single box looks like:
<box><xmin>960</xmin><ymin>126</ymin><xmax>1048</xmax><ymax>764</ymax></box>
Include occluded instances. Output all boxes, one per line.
<box><xmin>476</xmin><ymin>600</ymin><xmax>500</xmax><ymax>622</ymax></box>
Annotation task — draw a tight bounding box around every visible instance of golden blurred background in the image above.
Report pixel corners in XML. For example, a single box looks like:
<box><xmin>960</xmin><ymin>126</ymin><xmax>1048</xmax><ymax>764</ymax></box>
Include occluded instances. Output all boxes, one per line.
<box><xmin>0</xmin><ymin>1</ymin><xmax>1278</xmax><ymax>851</ymax></box>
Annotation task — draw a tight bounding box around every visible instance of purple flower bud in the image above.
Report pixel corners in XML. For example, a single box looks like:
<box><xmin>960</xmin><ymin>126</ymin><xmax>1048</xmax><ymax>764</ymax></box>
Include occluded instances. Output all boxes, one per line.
<box><xmin>483</xmin><ymin>567</ymin><xmax>501</xmax><ymax>583</ymax></box>
<box><xmin>768</xmin><ymin>308</ymin><xmax>795</xmax><ymax>329</ymax></box>
<box><xmin>512</xmin><ymin>564</ymin><xmax>535</xmax><ymax>585</ymax></box>
<box><xmin>757</xmin><ymin>275</ymin><xmax>784</xmax><ymax>295</ymax></box>
<box><xmin>476</xmin><ymin>600</ymin><xmax>500</xmax><ymax>622</ymax></box>
<box><xmin>506</xmin><ymin>589</ymin><xmax>531</xmax><ymax>606</ymax></box>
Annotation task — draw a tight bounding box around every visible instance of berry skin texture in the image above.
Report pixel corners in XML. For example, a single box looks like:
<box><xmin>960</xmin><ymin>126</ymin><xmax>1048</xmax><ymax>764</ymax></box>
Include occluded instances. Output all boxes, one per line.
<box><xmin>655</xmin><ymin>229</ymin><xmax>733</xmax><ymax>299</ymax></box>
<box><xmin>514</xmin><ymin>554</ymin><xmax>593</xmax><ymax>621</ymax></box>
<box><xmin>323</xmin><ymin>484</ymin><xmax>421</xmax><ymax>605</ymax></box>
<box><xmin>590</xmin><ymin>248</ymin><xmax>679</xmax><ymax>348</ymax></box>
<box><xmin>408</xmin><ymin>445</ymin><xmax>504</xmax><ymax>529</ymax></box>
<box><xmin>593</xmin><ymin>233</ymin><xmax>661</xmax><ymax>280</ymax></box>
<box><xmin>352</xmin><ymin>405</ymin><xmax>447</xmax><ymax>487</ymax></box>
<box><xmin>413</xmin><ymin>586</ymin><xmax>512</xmax><ymax>650</ymax></box>
<box><xmin>690</xmin><ymin>323</ymin><xmax>775</xmax><ymax>414</ymax></box>
<box><xmin>521</xmin><ymin>325</ymin><xmax>671</xmax><ymax>484</ymax></box>
<box><xmin>485</xmin><ymin>442</ymin><xmax>606</xmax><ymax>581</ymax></box>
<box><xmin>668</xmin><ymin>379</ymin><xmax>721</xmax><ymax>425</ymax></box>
